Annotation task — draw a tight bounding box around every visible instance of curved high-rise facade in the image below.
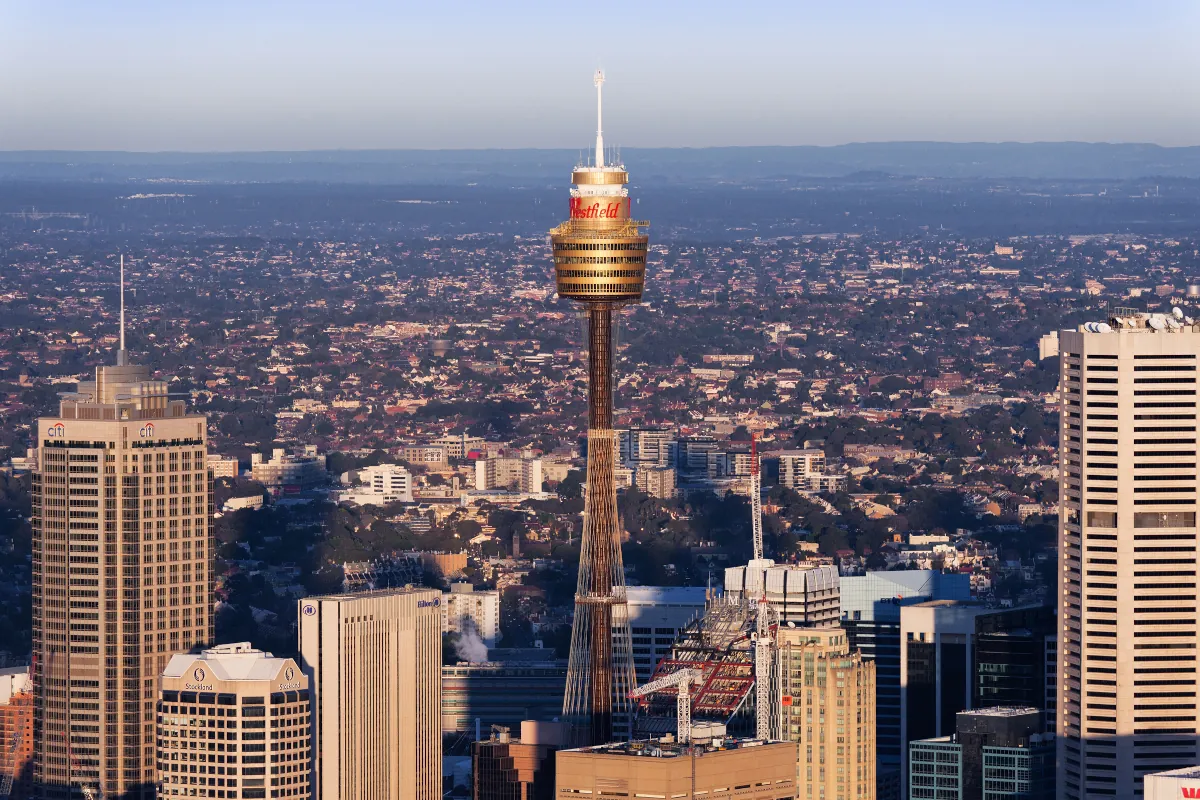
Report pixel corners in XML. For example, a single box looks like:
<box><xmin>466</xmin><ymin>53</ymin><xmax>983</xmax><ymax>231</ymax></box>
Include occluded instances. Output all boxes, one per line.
<box><xmin>552</xmin><ymin>71</ymin><xmax>648</xmax><ymax>746</ymax></box>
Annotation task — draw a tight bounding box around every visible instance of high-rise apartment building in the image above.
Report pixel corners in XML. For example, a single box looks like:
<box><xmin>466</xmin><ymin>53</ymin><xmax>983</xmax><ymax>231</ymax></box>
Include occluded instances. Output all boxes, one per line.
<box><xmin>777</xmin><ymin>449</ymin><xmax>826</xmax><ymax>489</ymax></box>
<box><xmin>840</xmin><ymin>571</ymin><xmax>971</xmax><ymax>799</ymax></box>
<box><xmin>778</xmin><ymin>625</ymin><xmax>877</xmax><ymax>800</ymax></box>
<box><xmin>1057</xmin><ymin>315</ymin><xmax>1200</xmax><ymax>799</ymax></box>
<box><xmin>298</xmin><ymin>588</ymin><xmax>442</xmax><ymax>800</ymax></box>
<box><xmin>33</xmin><ymin>336</ymin><xmax>212</xmax><ymax>799</ymax></box>
<box><xmin>157</xmin><ymin>643</ymin><xmax>310</xmax><ymax>799</ymax></box>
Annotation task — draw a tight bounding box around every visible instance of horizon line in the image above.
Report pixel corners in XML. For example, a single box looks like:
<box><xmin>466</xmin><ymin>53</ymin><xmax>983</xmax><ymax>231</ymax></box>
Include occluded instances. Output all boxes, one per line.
<box><xmin>0</xmin><ymin>140</ymin><xmax>1195</xmax><ymax>157</ymax></box>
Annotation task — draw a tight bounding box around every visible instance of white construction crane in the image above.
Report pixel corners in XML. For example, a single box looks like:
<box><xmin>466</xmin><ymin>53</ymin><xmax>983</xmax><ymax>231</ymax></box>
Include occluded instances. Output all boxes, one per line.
<box><xmin>628</xmin><ymin>668</ymin><xmax>705</xmax><ymax>744</ymax></box>
<box><xmin>754</xmin><ymin>599</ymin><xmax>777</xmax><ymax>741</ymax></box>
<box><xmin>750</xmin><ymin>434</ymin><xmax>763</xmax><ymax>561</ymax></box>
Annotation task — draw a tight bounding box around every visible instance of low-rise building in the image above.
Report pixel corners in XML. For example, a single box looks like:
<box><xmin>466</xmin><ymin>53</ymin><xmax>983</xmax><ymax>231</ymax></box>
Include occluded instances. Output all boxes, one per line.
<box><xmin>207</xmin><ymin>454</ymin><xmax>240</xmax><ymax>479</ymax></box>
<box><xmin>336</xmin><ymin>463</ymin><xmax>414</xmax><ymax>506</ymax></box>
<box><xmin>556</xmin><ymin>736</ymin><xmax>797</xmax><ymax>800</ymax></box>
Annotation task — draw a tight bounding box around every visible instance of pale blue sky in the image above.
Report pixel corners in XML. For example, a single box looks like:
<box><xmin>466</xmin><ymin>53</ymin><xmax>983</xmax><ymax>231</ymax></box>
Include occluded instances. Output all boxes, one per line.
<box><xmin>1</xmin><ymin>0</ymin><xmax>1198</xmax><ymax>151</ymax></box>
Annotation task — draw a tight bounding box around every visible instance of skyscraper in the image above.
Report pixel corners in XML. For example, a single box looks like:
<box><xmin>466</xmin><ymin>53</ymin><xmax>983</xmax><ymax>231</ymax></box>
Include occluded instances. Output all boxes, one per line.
<box><xmin>297</xmin><ymin>588</ymin><xmax>442</xmax><ymax>800</ymax></box>
<box><xmin>32</xmin><ymin>262</ymin><xmax>212</xmax><ymax>799</ymax></box>
<box><xmin>552</xmin><ymin>71</ymin><xmax>649</xmax><ymax>746</ymax></box>
<box><xmin>1057</xmin><ymin>314</ymin><xmax>1200</xmax><ymax>799</ymax></box>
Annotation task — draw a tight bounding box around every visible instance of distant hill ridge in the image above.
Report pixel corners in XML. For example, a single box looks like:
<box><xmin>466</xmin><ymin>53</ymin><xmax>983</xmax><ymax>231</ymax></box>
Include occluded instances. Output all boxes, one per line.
<box><xmin>2</xmin><ymin>142</ymin><xmax>1200</xmax><ymax>183</ymax></box>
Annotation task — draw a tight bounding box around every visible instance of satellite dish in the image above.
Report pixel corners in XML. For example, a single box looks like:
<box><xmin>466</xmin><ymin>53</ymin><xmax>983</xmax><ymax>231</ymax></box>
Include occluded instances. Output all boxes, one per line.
<box><xmin>1096</xmin><ymin>322</ymin><xmax>1112</xmax><ymax>333</ymax></box>
<box><xmin>1168</xmin><ymin>318</ymin><xmax>1182</xmax><ymax>330</ymax></box>
<box><xmin>1173</xmin><ymin>306</ymin><xmax>1184</xmax><ymax>319</ymax></box>
<box><xmin>1186</xmin><ymin>317</ymin><xmax>1194</xmax><ymax>325</ymax></box>
<box><xmin>1149</xmin><ymin>317</ymin><xmax>1167</xmax><ymax>331</ymax></box>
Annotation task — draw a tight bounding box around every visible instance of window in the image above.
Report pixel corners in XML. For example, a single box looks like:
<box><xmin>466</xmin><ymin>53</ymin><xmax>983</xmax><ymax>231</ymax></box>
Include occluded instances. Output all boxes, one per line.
<box><xmin>1135</xmin><ymin>512</ymin><xmax>1197</xmax><ymax>529</ymax></box>
<box><xmin>1087</xmin><ymin>512</ymin><xmax>1118</xmax><ymax>528</ymax></box>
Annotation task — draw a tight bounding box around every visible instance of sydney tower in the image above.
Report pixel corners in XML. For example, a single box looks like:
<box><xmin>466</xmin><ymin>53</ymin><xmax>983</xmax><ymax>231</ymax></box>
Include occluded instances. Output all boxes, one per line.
<box><xmin>553</xmin><ymin>71</ymin><xmax>648</xmax><ymax>746</ymax></box>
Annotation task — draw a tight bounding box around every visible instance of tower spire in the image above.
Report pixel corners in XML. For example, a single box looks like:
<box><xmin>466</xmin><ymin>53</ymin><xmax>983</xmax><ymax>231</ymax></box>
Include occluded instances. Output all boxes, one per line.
<box><xmin>594</xmin><ymin>69</ymin><xmax>605</xmax><ymax>169</ymax></box>
<box><xmin>117</xmin><ymin>254</ymin><xmax>127</xmax><ymax>366</ymax></box>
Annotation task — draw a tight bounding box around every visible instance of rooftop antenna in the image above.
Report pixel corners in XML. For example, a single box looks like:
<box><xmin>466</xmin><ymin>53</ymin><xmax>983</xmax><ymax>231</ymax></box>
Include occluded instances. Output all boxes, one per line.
<box><xmin>594</xmin><ymin>69</ymin><xmax>605</xmax><ymax>169</ymax></box>
<box><xmin>117</xmin><ymin>254</ymin><xmax>127</xmax><ymax>366</ymax></box>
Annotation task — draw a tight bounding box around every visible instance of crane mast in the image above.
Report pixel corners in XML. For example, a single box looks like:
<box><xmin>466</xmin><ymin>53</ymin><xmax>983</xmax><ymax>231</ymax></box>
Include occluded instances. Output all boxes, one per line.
<box><xmin>628</xmin><ymin>668</ymin><xmax>704</xmax><ymax>744</ymax></box>
<box><xmin>750</xmin><ymin>434</ymin><xmax>763</xmax><ymax>561</ymax></box>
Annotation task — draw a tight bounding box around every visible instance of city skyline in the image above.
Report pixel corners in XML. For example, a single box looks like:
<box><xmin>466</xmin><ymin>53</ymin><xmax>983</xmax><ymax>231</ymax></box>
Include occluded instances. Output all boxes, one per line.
<box><xmin>2</xmin><ymin>1</ymin><xmax>1200</xmax><ymax>151</ymax></box>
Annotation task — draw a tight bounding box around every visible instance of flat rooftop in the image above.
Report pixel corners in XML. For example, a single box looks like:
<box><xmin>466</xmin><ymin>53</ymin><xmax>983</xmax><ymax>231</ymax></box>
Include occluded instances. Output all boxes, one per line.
<box><xmin>569</xmin><ymin>737</ymin><xmax>780</xmax><ymax>759</ymax></box>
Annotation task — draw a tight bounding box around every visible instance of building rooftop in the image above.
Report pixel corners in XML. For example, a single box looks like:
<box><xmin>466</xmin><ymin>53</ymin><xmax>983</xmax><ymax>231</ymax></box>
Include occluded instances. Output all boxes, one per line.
<box><xmin>959</xmin><ymin>705</ymin><xmax>1041</xmax><ymax>719</ymax></box>
<box><xmin>568</xmin><ymin>737</ymin><xmax>780</xmax><ymax>759</ymax></box>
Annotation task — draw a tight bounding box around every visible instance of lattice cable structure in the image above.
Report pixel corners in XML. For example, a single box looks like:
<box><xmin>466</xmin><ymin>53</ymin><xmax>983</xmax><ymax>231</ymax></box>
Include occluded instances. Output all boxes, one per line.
<box><xmin>553</xmin><ymin>72</ymin><xmax>646</xmax><ymax>747</ymax></box>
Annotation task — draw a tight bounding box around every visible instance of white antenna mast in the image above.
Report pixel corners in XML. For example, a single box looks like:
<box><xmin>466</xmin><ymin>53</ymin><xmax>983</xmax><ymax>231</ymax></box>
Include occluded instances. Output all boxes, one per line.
<box><xmin>117</xmin><ymin>254</ymin><xmax>127</xmax><ymax>366</ymax></box>
<box><xmin>594</xmin><ymin>69</ymin><xmax>605</xmax><ymax>169</ymax></box>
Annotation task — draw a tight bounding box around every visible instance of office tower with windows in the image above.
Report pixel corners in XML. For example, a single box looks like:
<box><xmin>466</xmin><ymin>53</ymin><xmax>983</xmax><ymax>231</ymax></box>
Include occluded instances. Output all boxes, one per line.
<box><xmin>909</xmin><ymin>707</ymin><xmax>1053</xmax><ymax>800</ymax></box>
<box><xmin>841</xmin><ymin>571</ymin><xmax>971</xmax><ymax>799</ymax></box>
<box><xmin>157</xmin><ymin>643</ymin><xmax>310</xmax><ymax>799</ymax></box>
<box><xmin>298</xmin><ymin>588</ymin><xmax>442</xmax><ymax>800</ymax></box>
<box><xmin>778</xmin><ymin>625</ymin><xmax>876</xmax><ymax>800</ymax></box>
<box><xmin>32</xmin><ymin>312</ymin><xmax>212</xmax><ymax>799</ymax></box>
<box><xmin>1058</xmin><ymin>315</ymin><xmax>1200</xmax><ymax>799</ymax></box>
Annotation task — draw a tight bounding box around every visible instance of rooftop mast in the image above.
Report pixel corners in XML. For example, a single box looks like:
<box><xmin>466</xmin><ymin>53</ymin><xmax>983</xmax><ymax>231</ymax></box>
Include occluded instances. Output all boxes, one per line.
<box><xmin>117</xmin><ymin>254</ymin><xmax>127</xmax><ymax>366</ymax></box>
<box><xmin>594</xmin><ymin>69</ymin><xmax>605</xmax><ymax>169</ymax></box>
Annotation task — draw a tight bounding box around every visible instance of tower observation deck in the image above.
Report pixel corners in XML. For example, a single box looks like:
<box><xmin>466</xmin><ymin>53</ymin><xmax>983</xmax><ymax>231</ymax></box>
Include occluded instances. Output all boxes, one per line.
<box><xmin>553</xmin><ymin>71</ymin><xmax>646</xmax><ymax>747</ymax></box>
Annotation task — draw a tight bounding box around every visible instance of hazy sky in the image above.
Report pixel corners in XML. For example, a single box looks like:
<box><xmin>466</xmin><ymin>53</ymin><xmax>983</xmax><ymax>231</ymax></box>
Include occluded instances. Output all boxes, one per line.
<box><xmin>2</xmin><ymin>0</ymin><xmax>1199</xmax><ymax>151</ymax></box>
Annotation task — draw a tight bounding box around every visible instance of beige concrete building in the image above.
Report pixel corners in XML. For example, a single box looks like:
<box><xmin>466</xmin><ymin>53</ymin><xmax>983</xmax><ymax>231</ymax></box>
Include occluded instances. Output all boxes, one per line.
<box><xmin>32</xmin><ymin>358</ymin><xmax>212</xmax><ymax>800</ymax></box>
<box><xmin>1058</xmin><ymin>314</ymin><xmax>1200</xmax><ymax>799</ymax></box>
<box><xmin>157</xmin><ymin>643</ymin><xmax>310</xmax><ymax>799</ymax></box>
<box><xmin>778</xmin><ymin>625</ymin><xmax>876</xmax><ymax>800</ymax></box>
<box><xmin>298</xmin><ymin>588</ymin><xmax>442</xmax><ymax>800</ymax></box>
<box><xmin>555</xmin><ymin>737</ymin><xmax>797</xmax><ymax>799</ymax></box>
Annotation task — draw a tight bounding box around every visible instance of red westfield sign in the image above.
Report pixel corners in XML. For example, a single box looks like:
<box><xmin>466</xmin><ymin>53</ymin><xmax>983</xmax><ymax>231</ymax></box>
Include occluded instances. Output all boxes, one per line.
<box><xmin>1183</xmin><ymin>788</ymin><xmax>1200</xmax><ymax>799</ymax></box>
<box><xmin>569</xmin><ymin>198</ymin><xmax>627</xmax><ymax>220</ymax></box>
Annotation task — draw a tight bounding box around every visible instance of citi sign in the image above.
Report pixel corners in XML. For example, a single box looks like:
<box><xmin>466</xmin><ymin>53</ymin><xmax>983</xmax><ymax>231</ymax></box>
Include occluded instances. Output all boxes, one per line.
<box><xmin>47</xmin><ymin>423</ymin><xmax>66</xmax><ymax>438</ymax></box>
<box><xmin>569</xmin><ymin>198</ymin><xmax>627</xmax><ymax>220</ymax></box>
<box><xmin>139</xmin><ymin>423</ymin><xmax>156</xmax><ymax>439</ymax></box>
